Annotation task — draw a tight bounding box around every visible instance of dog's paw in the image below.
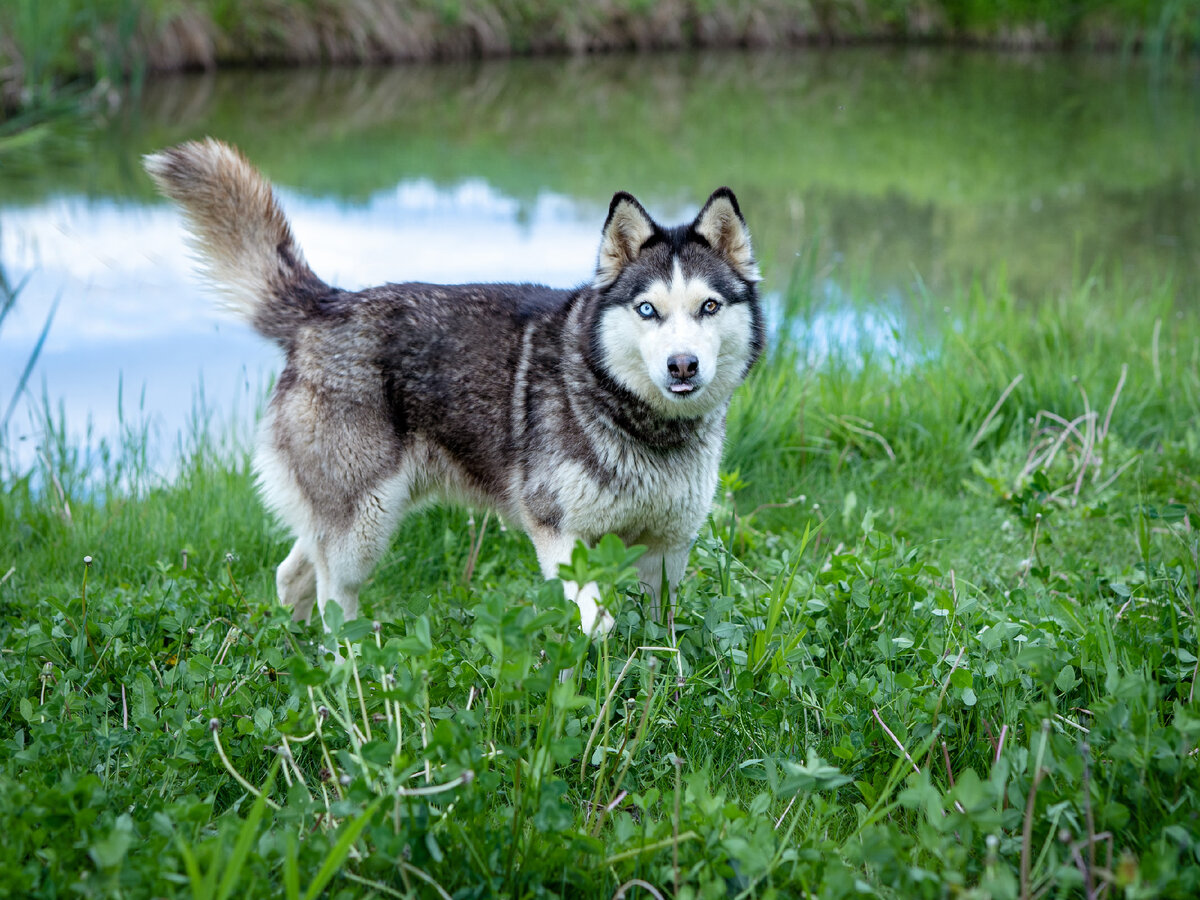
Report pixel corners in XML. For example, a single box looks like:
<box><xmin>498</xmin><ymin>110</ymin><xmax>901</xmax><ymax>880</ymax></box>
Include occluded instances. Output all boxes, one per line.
<box><xmin>579</xmin><ymin>603</ymin><xmax>615</xmax><ymax>638</ymax></box>
<box><xmin>591</xmin><ymin>606</ymin><xmax>616</xmax><ymax>637</ymax></box>
<box><xmin>317</xmin><ymin>640</ymin><xmax>345</xmax><ymax>663</ymax></box>
<box><xmin>572</xmin><ymin>580</ymin><xmax>615</xmax><ymax>638</ymax></box>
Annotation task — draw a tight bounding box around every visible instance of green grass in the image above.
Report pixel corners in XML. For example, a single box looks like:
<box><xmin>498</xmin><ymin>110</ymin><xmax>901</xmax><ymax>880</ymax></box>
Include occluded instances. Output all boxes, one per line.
<box><xmin>1</xmin><ymin>267</ymin><xmax>1198</xmax><ymax>898</ymax></box>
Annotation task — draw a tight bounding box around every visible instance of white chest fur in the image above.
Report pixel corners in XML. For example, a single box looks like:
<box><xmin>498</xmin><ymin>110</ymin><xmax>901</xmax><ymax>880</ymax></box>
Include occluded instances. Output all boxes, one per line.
<box><xmin>552</xmin><ymin>425</ymin><xmax>724</xmax><ymax>550</ymax></box>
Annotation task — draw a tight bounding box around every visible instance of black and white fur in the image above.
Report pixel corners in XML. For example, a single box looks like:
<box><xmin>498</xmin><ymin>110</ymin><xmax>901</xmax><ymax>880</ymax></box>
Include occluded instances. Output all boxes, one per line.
<box><xmin>144</xmin><ymin>139</ymin><xmax>763</xmax><ymax>635</ymax></box>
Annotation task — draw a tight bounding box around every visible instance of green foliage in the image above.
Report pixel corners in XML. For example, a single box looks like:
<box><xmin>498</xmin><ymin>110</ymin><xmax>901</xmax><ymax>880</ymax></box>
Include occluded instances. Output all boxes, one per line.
<box><xmin>2</xmin><ymin>265</ymin><xmax>1199</xmax><ymax>896</ymax></box>
<box><xmin>3</xmin><ymin>0</ymin><xmax>1199</xmax><ymax>116</ymax></box>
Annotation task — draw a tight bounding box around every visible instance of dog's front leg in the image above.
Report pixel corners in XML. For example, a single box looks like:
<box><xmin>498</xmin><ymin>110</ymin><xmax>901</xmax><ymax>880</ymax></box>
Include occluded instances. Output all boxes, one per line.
<box><xmin>636</xmin><ymin>545</ymin><xmax>689</xmax><ymax>628</ymax></box>
<box><xmin>528</xmin><ymin>528</ymin><xmax>615</xmax><ymax>637</ymax></box>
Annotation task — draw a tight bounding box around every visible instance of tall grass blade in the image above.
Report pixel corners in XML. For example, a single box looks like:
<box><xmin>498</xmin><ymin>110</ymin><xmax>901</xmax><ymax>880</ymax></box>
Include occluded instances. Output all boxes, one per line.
<box><xmin>0</xmin><ymin>269</ymin><xmax>33</xmax><ymax>332</ymax></box>
<box><xmin>215</xmin><ymin>779</ymin><xmax>272</xmax><ymax>900</ymax></box>
<box><xmin>175</xmin><ymin>837</ymin><xmax>212</xmax><ymax>900</ymax></box>
<box><xmin>302</xmin><ymin>798</ymin><xmax>383</xmax><ymax>900</ymax></box>
<box><xmin>3</xmin><ymin>290</ymin><xmax>60</xmax><ymax>432</ymax></box>
<box><xmin>282</xmin><ymin>833</ymin><xmax>300</xmax><ymax>900</ymax></box>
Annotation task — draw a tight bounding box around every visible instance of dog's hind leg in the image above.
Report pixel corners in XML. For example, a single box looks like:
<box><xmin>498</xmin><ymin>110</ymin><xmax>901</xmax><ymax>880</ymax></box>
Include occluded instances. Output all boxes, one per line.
<box><xmin>277</xmin><ymin>540</ymin><xmax>317</xmax><ymax>623</ymax></box>
<box><xmin>312</xmin><ymin>474</ymin><xmax>411</xmax><ymax>633</ymax></box>
<box><xmin>313</xmin><ymin>532</ymin><xmax>384</xmax><ymax>630</ymax></box>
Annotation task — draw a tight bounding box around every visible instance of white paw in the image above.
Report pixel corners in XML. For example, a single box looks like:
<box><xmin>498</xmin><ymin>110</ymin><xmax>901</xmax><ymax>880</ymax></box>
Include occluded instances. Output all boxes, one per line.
<box><xmin>572</xmin><ymin>581</ymin><xmax>615</xmax><ymax>638</ymax></box>
<box><xmin>315</xmin><ymin>640</ymin><xmax>344</xmax><ymax>663</ymax></box>
<box><xmin>583</xmin><ymin>605</ymin><xmax>616</xmax><ymax>638</ymax></box>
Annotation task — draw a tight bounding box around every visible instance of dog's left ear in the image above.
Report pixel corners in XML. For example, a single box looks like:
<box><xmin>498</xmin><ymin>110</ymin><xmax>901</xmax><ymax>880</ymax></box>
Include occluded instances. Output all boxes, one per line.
<box><xmin>594</xmin><ymin>192</ymin><xmax>658</xmax><ymax>289</ymax></box>
<box><xmin>692</xmin><ymin>187</ymin><xmax>760</xmax><ymax>283</ymax></box>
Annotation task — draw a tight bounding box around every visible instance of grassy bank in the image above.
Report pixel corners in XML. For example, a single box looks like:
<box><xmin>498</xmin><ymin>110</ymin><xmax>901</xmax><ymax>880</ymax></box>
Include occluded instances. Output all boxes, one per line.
<box><xmin>2</xmin><ymin>0</ymin><xmax>1199</xmax><ymax>113</ymax></box>
<box><xmin>1</xmin><ymin>267</ymin><xmax>1197</xmax><ymax>897</ymax></box>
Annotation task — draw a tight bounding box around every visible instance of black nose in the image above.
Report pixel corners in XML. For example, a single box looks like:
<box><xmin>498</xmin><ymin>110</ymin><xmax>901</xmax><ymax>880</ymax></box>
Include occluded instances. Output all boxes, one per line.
<box><xmin>667</xmin><ymin>354</ymin><xmax>699</xmax><ymax>380</ymax></box>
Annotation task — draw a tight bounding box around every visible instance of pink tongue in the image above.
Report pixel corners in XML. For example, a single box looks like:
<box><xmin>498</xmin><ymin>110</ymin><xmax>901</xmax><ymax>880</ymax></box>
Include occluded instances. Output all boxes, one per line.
<box><xmin>669</xmin><ymin>383</ymin><xmax>694</xmax><ymax>393</ymax></box>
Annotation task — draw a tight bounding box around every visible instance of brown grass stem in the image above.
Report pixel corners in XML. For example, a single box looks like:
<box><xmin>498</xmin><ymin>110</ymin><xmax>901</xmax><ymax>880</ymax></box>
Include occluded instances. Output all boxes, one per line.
<box><xmin>970</xmin><ymin>374</ymin><xmax>1024</xmax><ymax>450</ymax></box>
<box><xmin>873</xmin><ymin>708</ymin><xmax>920</xmax><ymax>776</ymax></box>
<box><xmin>612</xmin><ymin>879</ymin><xmax>667</xmax><ymax>900</ymax></box>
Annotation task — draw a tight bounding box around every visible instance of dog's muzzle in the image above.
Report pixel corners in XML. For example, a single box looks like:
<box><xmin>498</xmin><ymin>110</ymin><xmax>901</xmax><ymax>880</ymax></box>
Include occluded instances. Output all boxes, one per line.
<box><xmin>667</xmin><ymin>353</ymin><xmax>699</xmax><ymax>394</ymax></box>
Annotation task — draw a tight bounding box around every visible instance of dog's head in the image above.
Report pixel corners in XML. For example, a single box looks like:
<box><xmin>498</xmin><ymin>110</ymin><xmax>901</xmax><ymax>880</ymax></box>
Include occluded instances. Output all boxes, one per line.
<box><xmin>590</xmin><ymin>188</ymin><xmax>763</xmax><ymax>419</ymax></box>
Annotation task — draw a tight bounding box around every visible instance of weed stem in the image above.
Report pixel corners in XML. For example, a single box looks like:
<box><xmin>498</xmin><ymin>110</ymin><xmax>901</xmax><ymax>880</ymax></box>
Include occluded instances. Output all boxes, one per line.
<box><xmin>612</xmin><ymin>879</ymin><xmax>667</xmax><ymax>899</ymax></box>
<box><xmin>210</xmin><ymin>719</ymin><xmax>281</xmax><ymax>810</ymax></box>
<box><xmin>873</xmin><ymin>708</ymin><xmax>920</xmax><ymax>775</ymax></box>
<box><xmin>970</xmin><ymin>374</ymin><xmax>1024</xmax><ymax>450</ymax></box>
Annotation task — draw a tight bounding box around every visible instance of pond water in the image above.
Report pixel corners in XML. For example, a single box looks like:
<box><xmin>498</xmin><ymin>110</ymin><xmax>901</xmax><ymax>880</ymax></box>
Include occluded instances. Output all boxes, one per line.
<box><xmin>2</xmin><ymin>49</ymin><xmax>1198</xmax><ymax>472</ymax></box>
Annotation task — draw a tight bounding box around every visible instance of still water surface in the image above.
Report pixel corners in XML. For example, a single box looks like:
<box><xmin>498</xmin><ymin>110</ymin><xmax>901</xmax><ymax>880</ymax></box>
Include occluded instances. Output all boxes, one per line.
<box><xmin>2</xmin><ymin>50</ymin><xmax>1197</xmax><ymax>469</ymax></box>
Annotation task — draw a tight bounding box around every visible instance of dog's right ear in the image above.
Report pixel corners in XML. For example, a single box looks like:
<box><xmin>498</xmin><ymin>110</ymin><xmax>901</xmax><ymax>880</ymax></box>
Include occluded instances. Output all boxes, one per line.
<box><xmin>594</xmin><ymin>192</ymin><xmax>657</xmax><ymax>289</ymax></box>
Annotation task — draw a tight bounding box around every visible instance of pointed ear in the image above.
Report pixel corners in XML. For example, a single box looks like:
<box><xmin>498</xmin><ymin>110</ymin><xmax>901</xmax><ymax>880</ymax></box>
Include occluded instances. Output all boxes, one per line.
<box><xmin>693</xmin><ymin>187</ymin><xmax>760</xmax><ymax>282</ymax></box>
<box><xmin>594</xmin><ymin>192</ymin><xmax>657</xmax><ymax>289</ymax></box>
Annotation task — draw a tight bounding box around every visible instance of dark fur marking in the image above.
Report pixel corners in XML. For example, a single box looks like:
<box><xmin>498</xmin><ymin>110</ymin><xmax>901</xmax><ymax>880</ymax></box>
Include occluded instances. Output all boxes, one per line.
<box><xmin>515</xmin><ymin>284</ymin><xmax>573</xmax><ymax>322</ymax></box>
<box><xmin>637</xmin><ymin>230</ymin><xmax>668</xmax><ymax>255</ymax></box>
<box><xmin>523</xmin><ymin>484</ymin><xmax>564</xmax><ymax>530</ymax></box>
<box><xmin>274</xmin><ymin>364</ymin><xmax>298</xmax><ymax>393</ymax></box>
<box><xmin>520</xmin><ymin>308</ymin><xmax>617</xmax><ymax>485</ymax></box>
<box><xmin>277</xmin><ymin>240</ymin><xmax>298</xmax><ymax>270</ymax></box>
<box><xmin>383</xmin><ymin>372</ymin><xmax>410</xmax><ymax>442</ymax></box>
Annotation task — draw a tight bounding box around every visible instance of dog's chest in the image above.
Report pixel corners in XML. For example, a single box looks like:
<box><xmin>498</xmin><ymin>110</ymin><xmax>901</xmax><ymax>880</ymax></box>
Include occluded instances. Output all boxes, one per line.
<box><xmin>549</xmin><ymin>433</ymin><xmax>722</xmax><ymax>548</ymax></box>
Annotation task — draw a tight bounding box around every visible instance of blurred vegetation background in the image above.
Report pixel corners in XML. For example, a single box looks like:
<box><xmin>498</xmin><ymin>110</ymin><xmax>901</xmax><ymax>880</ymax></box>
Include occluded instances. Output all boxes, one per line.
<box><xmin>2</xmin><ymin>0</ymin><xmax>1199</xmax><ymax>114</ymax></box>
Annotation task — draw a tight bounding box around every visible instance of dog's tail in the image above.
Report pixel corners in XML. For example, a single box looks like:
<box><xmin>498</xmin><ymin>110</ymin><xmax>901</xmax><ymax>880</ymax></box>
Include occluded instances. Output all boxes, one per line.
<box><xmin>143</xmin><ymin>138</ymin><xmax>328</xmax><ymax>344</ymax></box>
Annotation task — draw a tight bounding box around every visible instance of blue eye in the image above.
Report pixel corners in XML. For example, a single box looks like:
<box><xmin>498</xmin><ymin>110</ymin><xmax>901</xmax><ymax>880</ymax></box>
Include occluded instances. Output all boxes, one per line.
<box><xmin>636</xmin><ymin>302</ymin><xmax>656</xmax><ymax>319</ymax></box>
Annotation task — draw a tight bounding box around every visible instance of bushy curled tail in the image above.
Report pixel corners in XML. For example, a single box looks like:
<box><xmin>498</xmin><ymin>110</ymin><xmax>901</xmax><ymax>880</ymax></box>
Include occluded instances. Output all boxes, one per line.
<box><xmin>143</xmin><ymin>138</ymin><xmax>328</xmax><ymax>344</ymax></box>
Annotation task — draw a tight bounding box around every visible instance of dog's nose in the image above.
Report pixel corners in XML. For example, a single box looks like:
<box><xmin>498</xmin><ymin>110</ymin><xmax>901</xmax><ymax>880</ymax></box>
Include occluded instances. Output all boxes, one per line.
<box><xmin>667</xmin><ymin>354</ymin><xmax>699</xmax><ymax>380</ymax></box>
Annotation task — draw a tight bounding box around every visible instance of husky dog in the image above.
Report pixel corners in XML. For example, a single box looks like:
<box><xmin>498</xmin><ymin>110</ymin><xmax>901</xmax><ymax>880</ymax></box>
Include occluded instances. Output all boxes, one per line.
<box><xmin>144</xmin><ymin>139</ymin><xmax>763</xmax><ymax>636</ymax></box>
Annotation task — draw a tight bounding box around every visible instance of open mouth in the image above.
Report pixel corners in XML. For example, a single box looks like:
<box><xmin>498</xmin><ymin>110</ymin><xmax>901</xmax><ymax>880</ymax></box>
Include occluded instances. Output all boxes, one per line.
<box><xmin>668</xmin><ymin>381</ymin><xmax>695</xmax><ymax>394</ymax></box>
